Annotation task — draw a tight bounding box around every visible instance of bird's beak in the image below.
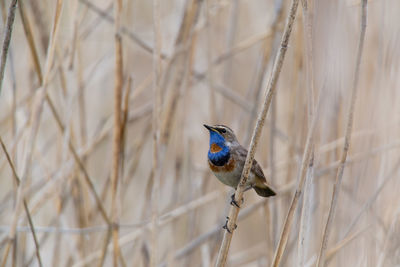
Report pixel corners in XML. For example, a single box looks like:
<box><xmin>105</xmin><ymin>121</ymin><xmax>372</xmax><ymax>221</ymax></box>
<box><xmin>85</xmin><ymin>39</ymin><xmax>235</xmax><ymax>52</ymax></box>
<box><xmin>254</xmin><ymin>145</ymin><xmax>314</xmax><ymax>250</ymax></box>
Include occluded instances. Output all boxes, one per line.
<box><xmin>203</xmin><ymin>124</ymin><xmax>214</xmax><ymax>131</ymax></box>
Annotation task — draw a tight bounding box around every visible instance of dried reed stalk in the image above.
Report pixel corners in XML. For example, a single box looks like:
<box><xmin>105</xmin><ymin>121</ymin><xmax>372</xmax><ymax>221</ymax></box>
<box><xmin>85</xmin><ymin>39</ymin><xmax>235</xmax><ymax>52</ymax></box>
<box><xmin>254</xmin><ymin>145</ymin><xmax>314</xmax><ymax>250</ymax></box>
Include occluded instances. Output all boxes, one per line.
<box><xmin>222</xmin><ymin>0</ymin><xmax>239</xmax><ymax>86</ymax></box>
<box><xmin>206</xmin><ymin>0</ymin><xmax>217</xmax><ymax>122</ymax></box>
<box><xmin>159</xmin><ymin>0</ymin><xmax>201</xmax><ymax>144</ymax></box>
<box><xmin>72</xmin><ymin>190</ymin><xmax>220</xmax><ymax>267</ymax></box>
<box><xmin>0</xmin><ymin>136</ymin><xmax>43</xmax><ymax>267</ymax></box>
<box><xmin>1</xmin><ymin>0</ymin><xmax>63</xmax><ymax>265</ymax></box>
<box><xmin>243</xmin><ymin>0</ymin><xmax>284</xmax><ymax>145</ymax></box>
<box><xmin>0</xmin><ymin>0</ymin><xmax>17</xmax><ymax>95</ymax></box>
<box><xmin>316</xmin><ymin>1</ymin><xmax>368</xmax><ymax>265</ymax></box>
<box><xmin>19</xmin><ymin>0</ymin><xmax>42</xmax><ymax>84</ymax></box>
<box><xmin>215</xmin><ymin>0</ymin><xmax>300</xmax><ymax>265</ymax></box>
<box><xmin>120</xmin><ymin>76</ymin><xmax>132</xmax><ymax>176</ymax></box>
<box><xmin>271</xmin><ymin>88</ymin><xmax>322</xmax><ymax>267</ymax></box>
<box><xmin>297</xmin><ymin>0</ymin><xmax>315</xmax><ymax>265</ymax></box>
<box><xmin>78</xmin><ymin>0</ymin><xmax>284</xmax><ymax>124</ymax></box>
<box><xmin>46</xmin><ymin>94</ymin><xmax>111</xmax><ymax>224</ymax></box>
<box><xmin>110</xmin><ymin>0</ymin><xmax>124</xmax><ymax>265</ymax></box>
<box><xmin>19</xmin><ymin>0</ymin><xmax>111</xmax><ymax>225</ymax></box>
<box><xmin>151</xmin><ymin>0</ymin><xmax>162</xmax><ymax>266</ymax></box>
<box><xmin>342</xmin><ymin>158</ymin><xmax>400</xmax><ymax>239</ymax></box>
<box><xmin>80</xmin><ymin>0</ymin><xmax>167</xmax><ymax>59</ymax></box>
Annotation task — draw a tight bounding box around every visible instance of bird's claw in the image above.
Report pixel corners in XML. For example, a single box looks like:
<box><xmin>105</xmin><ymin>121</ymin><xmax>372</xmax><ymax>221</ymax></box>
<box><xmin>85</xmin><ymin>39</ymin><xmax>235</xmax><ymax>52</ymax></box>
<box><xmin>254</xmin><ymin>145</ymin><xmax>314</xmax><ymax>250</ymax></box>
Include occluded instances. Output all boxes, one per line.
<box><xmin>222</xmin><ymin>216</ymin><xmax>237</xmax><ymax>233</ymax></box>
<box><xmin>230</xmin><ymin>193</ymin><xmax>243</xmax><ymax>208</ymax></box>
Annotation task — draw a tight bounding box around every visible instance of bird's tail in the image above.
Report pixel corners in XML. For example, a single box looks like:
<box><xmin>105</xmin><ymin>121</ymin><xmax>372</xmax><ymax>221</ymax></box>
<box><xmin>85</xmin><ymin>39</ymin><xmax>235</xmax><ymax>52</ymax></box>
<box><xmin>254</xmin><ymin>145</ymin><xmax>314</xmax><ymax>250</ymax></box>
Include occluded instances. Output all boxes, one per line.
<box><xmin>253</xmin><ymin>184</ymin><xmax>276</xmax><ymax>197</ymax></box>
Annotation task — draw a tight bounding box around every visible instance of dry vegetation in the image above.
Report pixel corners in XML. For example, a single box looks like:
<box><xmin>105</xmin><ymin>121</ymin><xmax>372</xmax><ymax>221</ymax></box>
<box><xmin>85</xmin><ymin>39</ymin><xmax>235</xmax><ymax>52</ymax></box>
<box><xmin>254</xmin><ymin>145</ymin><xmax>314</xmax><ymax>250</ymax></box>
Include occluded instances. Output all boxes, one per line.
<box><xmin>0</xmin><ymin>0</ymin><xmax>399</xmax><ymax>266</ymax></box>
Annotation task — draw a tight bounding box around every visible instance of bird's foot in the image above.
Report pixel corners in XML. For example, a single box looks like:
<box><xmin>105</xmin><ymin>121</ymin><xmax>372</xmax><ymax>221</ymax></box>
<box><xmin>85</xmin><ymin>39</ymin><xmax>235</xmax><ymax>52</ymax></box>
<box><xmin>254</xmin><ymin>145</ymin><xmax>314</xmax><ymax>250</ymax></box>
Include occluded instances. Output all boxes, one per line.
<box><xmin>222</xmin><ymin>217</ymin><xmax>237</xmax><ymax>233</ymax></box>
<box><xmin>230</xmin><ymin>193</ymin><xmax>243</xmax><ymax>208</ymax></box>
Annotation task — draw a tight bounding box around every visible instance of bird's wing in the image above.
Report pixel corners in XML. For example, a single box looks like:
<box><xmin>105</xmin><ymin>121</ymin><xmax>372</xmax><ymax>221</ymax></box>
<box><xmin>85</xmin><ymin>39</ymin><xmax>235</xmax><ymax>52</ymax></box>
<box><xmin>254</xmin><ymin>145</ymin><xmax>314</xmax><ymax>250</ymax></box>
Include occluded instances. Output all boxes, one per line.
<box><xmin>236</xmin><ymin>146</ymin><xmax>267</xmax><ymax>182</ymax></box>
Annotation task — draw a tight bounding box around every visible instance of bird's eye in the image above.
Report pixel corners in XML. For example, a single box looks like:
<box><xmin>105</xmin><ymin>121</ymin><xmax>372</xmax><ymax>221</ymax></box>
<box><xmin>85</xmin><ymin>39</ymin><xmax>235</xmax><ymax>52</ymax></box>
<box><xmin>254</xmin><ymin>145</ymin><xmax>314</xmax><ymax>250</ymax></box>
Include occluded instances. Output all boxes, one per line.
<box><xmin>220</xmin><ymin>128</ymin><xmax>226</xmax><ymax>133</ymax></box>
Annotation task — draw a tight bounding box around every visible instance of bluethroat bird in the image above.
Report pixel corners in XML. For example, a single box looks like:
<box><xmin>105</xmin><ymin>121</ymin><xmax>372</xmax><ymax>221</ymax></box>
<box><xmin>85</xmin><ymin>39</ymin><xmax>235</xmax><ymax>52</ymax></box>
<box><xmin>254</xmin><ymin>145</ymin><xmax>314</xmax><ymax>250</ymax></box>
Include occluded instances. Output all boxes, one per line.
<box><xmin>204</xmin><ymin>124</ymin><xmax>276</xmax><ymax>205</ymax></box>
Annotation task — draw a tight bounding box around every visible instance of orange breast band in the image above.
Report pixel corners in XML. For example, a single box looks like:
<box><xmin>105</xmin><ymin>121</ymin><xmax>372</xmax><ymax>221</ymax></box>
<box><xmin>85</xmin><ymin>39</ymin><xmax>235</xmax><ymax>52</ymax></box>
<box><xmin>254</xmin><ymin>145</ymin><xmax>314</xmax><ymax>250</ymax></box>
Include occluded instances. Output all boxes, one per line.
<box><xmin>210</xmin><ymin>143</ymin><xmax>222</xmax><ymax>153</ymax></box>
<box><xmin>209</xmin><ymin>157</ymin><xmax>235</xmax><ymax>172</ymax></box>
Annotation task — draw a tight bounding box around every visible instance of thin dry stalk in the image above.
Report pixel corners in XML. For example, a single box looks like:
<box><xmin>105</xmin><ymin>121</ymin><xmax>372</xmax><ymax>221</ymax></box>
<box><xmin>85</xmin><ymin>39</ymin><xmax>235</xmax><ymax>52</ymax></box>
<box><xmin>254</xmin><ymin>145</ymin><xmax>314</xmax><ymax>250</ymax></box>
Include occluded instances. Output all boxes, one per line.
<box><xmin>243</xmin><ymin>0</ymin><xmax>284</xmax><ymax>145</ymax></box>
<box><xmin>206</xmin><ymin>0</ymin><xmax>216</xmax><ymax>122</ymax></box>
<box><xmin>110</xmin><ymin>0</ymin><xmax>124</xmax><ymax>265</ymax></box>
<box><xmin>151</xmin><ymin>0</ymin><xmax>162</xmax><ymax>266</ymax></box>
<box><xmin>28</xmin><ymin>1</ymin><xmax>49</xmax><ymax>52</ymax></box>
<box><xmin>98</xmin><ymin>228</ymin><xmax>112</xmax><ymax>267</ymax></box>
<box><xmin>248</xmin><ymin>1</ymin><xmax>284</xmax><ymax>251</ymax></box>
<box><xmin>120</xmin><ymin>76</ymin><xmax>132</xmax><ymax>176</ymax></box>
<box><xmin>303</xmin><ymin>225</ymin><xmax>370</xmax><ymax>267</ymax></box>
<box><xmin>297</xmin><ymin>0</ymin><xmax>315</xmax><ymax>265</ymax></box>
<box><xmin>42</xmin><ymin>0</ymin><xmax>64</xmax><ymax>85</ymax></box>
<box><xmin>80</xmin><ymin>1</ymin><xmax>113</xmax><ymax>41</ymax></box>
<box><xmin>68</xmin><ymin>0</ymin><xmax>79</xmax><ymax>69</ymax></box>
<box><xmin>19</xmin><ymin>0</ymin><xmax>110</xmax><ymax>224</ymax></box>
<box><xmin>45</xmin><ymin>94</ymin><xmax>111</xmax><ymax>224</ymax></box>
<box><xmin>121</xmin><ymin>124</ymin><xmax>150</xmax><ymax>198</ymax></box>
<box><xmin>79</xmin><ymin>0</ymin><xmax>277</xmax><ymax>112</ymax></box>
<box><xmin>0</xmin><ymin>103</ymin><xmax>149</xmax><ymax>227</ymax></box>
<box><xmin>72</xmin><ymin>39</ymin><xmax>90</xmax><ymax>259</ymax></box>
<box><xmin>17</xmin><ymin>0</ymin><xmax>63</xmax><ymax>215</ymax></box>
<box><xmin>72</xmin><ymin>190</ymin><xmax>220</xmax><ymax>267</ymax></box>
<box><xmin>212</xmin><ymin>83</ymin><xmax>253</xmax><ymax>112</ymax></box>
<box><xmin>0</xmin><ymin>136</ymin><xmax>43</xmax><ymax>267</ymax></box>
<box><xmin>79</xmin><ymin>0</ymin><xmax>165</xmax><ymax>59</ymax></box>
<box><xmin>267</xmin><ymin>99</ymin><xmax>276</xmax><ymax>258</ymax></box>
<box><xmin>342</xmin><ymin>158</ymin><xmax>400</xmax><ymax>238</ymax></box>
<box><xmin>76</xmin><ymin>43</ymin><xmax>88</xmax><ymax>146</ymax></box>
<box><xmin>159</xmin><ymin>0</ymin><xmax>201</xmax><ymax>144</ymax></box>
<box><xmin>215</xmin><ymin>0</ymin><xmax>300</xmax><ymax>266</ymax></box>
<box><xmin>228</xmin><ymin>242</ymin><xmax>266</xmax><ymax>267</ymax></box>
<box><xmin>0</xmin><ymin>0</ymin><xmax>17</xmax><ymax>95</ymax></box>
<box><xmin>271</xmin><ymin>90</ymin><xmax>322</xmax><ymax>267</ymax></box>
<box><xmin>316</xmin><ymin>1</ymin><xmax>368</xmax><ymax>266</ymax></box>
<box><xmin>376</xmin><ymin>206</ymin><xmax>400</xmax><ymax>267</ymax></box>
<box><xmin>170</xmin><ymin>191</ymin><xmax>300</xmax><ymax>264</ymax></box>
<box><xmin>173</xmin><ymin>201</ymin><xmax>248</xmax><ymax>260</ymax></box>
<box><xmin>213</xmin><ymin>30</ymin><xmax>272</xmax><ymax>66</ymax></box>
<box><xmin>19</xmin><ymin>0</ymin><xmax>43</xmax><ymax>84</ymax></box>
<box><xmin>222</xmin><ymin>0</ymin><xmax>239</xmax><ymax>86</ymax></box>
<box><xmin>325</xmin><ymin>225</ymin><xmax>370</xmax><ymax>263</ymax></box>
<box><xmin>1</xmin><ymin>0</ymin><xmax>63</xmax><ymax>265</ymax></box>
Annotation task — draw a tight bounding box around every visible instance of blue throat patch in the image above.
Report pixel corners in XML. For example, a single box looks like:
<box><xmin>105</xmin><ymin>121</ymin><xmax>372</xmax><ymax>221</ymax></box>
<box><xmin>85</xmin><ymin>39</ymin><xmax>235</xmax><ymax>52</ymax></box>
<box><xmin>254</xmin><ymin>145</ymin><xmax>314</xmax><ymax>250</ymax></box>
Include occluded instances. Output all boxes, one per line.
<box><xmin>207</xmin><ymin>130</ymin><xmax>230</xmax><ymax>166</ymax></box>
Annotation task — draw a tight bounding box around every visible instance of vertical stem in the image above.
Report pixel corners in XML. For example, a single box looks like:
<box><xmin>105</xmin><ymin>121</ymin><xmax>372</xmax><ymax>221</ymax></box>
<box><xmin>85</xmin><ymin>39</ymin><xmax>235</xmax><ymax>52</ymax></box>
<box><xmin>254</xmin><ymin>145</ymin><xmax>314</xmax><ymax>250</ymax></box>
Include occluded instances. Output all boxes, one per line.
<box><xmin>206</xmin><ymin>0</ymin><xmax>216</xmax><ymax>123</ymax></box>
<box><xmin>111</xmin><ymin>0</ymin><xmax>124</xmax><ymax>266</ymax></box>
<box><xmin>18</xmin><ymin>0</ymin><xmax>43</xmax><ymax>83</ymax></box>
<box><xmin>316</xmin><ymin>1</ymin><xmax>368</xmax><ymax>266</ymax></box>
<box><xmin>270</xmin><ymin>91</ymin><xmax>322</xmax><ymax>267</ymax></box>
<box><xmin>120</xmin><ymin>76</ymin><xmax>133</xmax><ymax>179</ymax></box>
<box><xmin>267</xmin><ymin>97</ymin><xmax>277</xmax><ymax>259</ymax></box>
<box><xmin>297</xmin><ymin>0</ymin><xmax>315</xmax><ymax>265</ymax></box>
<box><xmin>151</xmin><ymin>0</ymin><xmax>162</xmax><ymax>266</ymax></box>
<box><xmin>215</xmin><ymin>0</ymin><xmax>300</xmax><ymax>266</ymax></box>
<box><xmin>243</xmin><ymin>0</ymin><xmax>284</xmax><ymax>146</ymax></box>
<box><xmin>0</xmin><ymin>0</ymin><xmax>17</xmax><ymax>95</ymax></box>
<box><xmin>222</xmin><ymin>0</ymin><xmax>239</xmax><ymax>87</ymax></box>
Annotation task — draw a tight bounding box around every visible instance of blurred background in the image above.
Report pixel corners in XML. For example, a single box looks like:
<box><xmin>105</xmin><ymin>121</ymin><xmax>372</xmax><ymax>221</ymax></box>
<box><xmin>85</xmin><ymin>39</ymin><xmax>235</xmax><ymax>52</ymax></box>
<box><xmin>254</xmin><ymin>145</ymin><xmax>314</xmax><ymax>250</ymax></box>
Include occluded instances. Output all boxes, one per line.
<box><xmin>0</xmin><ymin>0</ymin><xmax>399</xmax><ymax>266</ymax></box>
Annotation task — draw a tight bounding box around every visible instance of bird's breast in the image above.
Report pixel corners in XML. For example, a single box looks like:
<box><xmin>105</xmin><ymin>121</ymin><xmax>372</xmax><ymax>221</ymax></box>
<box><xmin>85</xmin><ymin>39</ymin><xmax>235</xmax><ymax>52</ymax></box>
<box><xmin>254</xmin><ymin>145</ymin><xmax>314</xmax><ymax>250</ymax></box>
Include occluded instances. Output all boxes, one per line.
<box><xmin>208</xmin><ymin>157</ymin><xmax>243</xmax><ymax>188</ymax></box>
<box><xmin>208</xmin><ymin>157</ymin><xmax>236</xmax><ymax>173</ymax></box>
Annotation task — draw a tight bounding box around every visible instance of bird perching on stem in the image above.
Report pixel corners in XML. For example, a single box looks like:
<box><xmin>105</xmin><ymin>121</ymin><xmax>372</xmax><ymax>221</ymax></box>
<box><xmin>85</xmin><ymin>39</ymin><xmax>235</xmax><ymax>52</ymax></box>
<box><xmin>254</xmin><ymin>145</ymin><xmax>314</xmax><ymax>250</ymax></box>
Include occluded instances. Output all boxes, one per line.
<box><xmin>204</xmin><ymin>124</ymin><xmax>276</xmax><ymax>211</ymax></box>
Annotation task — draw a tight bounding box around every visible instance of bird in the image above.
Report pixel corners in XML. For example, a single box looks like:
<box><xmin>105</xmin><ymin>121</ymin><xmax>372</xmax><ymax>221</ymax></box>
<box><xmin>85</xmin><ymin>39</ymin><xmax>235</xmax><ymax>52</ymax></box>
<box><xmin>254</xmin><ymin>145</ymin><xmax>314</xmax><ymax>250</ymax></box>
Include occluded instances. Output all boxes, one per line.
<box><xmin>204</xmin><ymin>124</ymin><xmax>276</xmax><ymax>205</ymax></box>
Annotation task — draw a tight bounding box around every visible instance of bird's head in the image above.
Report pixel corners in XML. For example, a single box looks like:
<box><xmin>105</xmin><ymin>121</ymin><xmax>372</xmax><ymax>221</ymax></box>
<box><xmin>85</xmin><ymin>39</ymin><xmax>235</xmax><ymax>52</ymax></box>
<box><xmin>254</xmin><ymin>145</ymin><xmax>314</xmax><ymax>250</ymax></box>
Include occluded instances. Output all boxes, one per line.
<box><xmin>203</xmin><ymin>124</ymin><xmax>238</xmax><ymax>150</ymax></box>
